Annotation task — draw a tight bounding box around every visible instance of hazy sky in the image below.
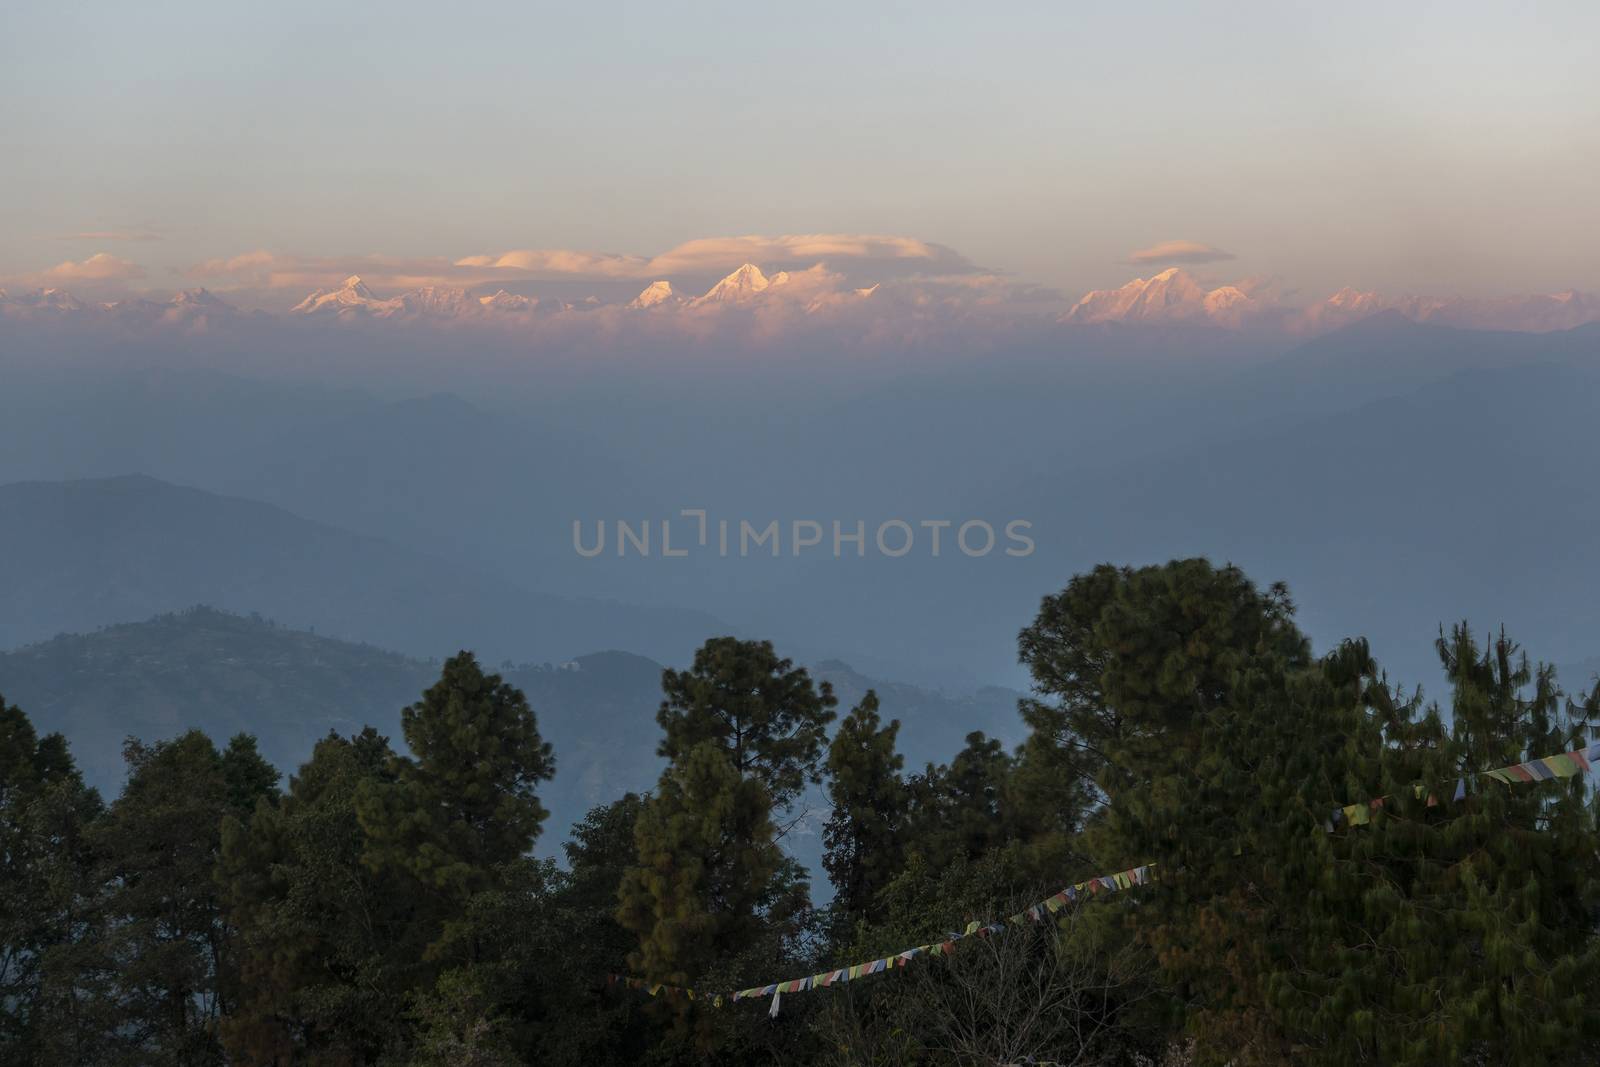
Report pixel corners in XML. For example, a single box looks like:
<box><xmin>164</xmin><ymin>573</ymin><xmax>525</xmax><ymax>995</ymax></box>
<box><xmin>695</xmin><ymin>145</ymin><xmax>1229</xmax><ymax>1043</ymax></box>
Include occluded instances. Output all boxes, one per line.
<box><xmin>4</xmin><ymin>1</ymin><xmax>1598</xmax><ymax>302</ymax></box>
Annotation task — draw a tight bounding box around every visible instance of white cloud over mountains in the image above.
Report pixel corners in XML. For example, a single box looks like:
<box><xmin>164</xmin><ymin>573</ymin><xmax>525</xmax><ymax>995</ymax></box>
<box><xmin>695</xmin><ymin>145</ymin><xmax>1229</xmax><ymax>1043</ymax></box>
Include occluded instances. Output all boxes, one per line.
<box><xmin>44</xmin><ymin>252</ymin><xmax>146</xmax><ymax>282</ymax></box>
<box><xmin>182</xmin><ymin>234</ymin><xmax>979</xmax><ymax>298</ymax></box>
<box><xmin>458</xmin><ymin>233</ymin><xmax>967</xmax><ymax>280</ymax></box>
<box><xmin>1127</xmin><ymin>239</ymin><xmax>1235</xmax><ymax>266</ymax></box>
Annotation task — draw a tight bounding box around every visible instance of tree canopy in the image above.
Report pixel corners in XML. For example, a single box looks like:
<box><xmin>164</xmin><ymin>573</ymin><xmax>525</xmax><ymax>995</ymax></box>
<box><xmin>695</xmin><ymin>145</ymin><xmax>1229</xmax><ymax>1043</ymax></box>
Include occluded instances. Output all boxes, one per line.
<box><xmin>5</xmin><ymin>563</ymin><xmax>1598</xmax><ymax>1065</ymax></box>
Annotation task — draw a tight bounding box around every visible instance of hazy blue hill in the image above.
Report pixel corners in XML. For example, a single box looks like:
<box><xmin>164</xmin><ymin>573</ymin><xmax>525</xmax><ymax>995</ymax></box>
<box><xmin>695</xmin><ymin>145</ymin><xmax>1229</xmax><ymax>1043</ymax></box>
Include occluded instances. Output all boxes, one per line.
<box><xmin>212</xmin><ymin>389</ymin><xmax>663</xmax><ymax>571</ymax></box>
<box><xmin>0</xmin><ymin>609</ymin><xmax>1022</xmax><ymax>856</ymax></box>
<box><xmin>7</xmin><ymin>322</ymin><xmax>1591</xmax><ymax>692</ymax></box>
<box><xmin>810</xmin><ymin>658</ymin><xmax>1027</xmax><ymax>766</ymax></box>
<box><xmin>0</xmin><ymin>369</ymin><xmax>662</xmax><ymax>603</ymax></box>
<box><xmin>1225</xmin><ymin>313</ymin><xmax>1600</xmax><ymax>425</ymax></box>
<box><xmin>0</xmin><ymin>607</ymin><xmax>432</xmax><ymax>794</ymax></box>
<box><xmin>0</xmin><ymin>609</ymin><xmax>684</xmax><ymax>846</ymax></box>
<box><xmin>1103</xmin><ymin>360</ymin><xmax>1600</xmax><ymax>679</ymax></box>
<box><xmin>0</xmin><ymin>474</ymin><xmax>725</xmax><ymax>666</ymax></box>
<box><xmin>965</xmin><ymin>359</ymin><xmax>1600</xmax><ymax>689</ymax></box>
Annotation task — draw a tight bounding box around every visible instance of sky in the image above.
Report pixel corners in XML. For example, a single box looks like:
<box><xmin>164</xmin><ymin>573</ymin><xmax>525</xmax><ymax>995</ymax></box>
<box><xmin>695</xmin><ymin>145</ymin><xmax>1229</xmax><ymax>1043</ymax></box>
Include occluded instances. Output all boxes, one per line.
<box><xmin>4</xmin><ymin>1</ymin><xmax>1599</xmax><ymax>305</ymax></box>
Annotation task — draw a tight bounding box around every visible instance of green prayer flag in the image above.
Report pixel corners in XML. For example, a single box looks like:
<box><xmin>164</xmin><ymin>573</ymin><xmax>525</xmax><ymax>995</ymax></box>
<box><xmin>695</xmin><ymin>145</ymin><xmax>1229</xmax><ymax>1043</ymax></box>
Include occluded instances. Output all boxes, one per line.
<box><xmin>1542</xmin><ymin>754</ymin><xmax>1580</xmax><ymax>777</ymax></box>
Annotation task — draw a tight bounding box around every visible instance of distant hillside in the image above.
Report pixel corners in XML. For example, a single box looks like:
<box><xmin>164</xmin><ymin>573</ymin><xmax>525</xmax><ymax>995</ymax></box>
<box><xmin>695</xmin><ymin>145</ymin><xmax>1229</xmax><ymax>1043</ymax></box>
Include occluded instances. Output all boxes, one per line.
<box><xmin>0</xmin><ymin>474</ymin><xmax>725</xmax><ymax>666</ymax></box>
<box><xmin>0</xmin><ymin>607</ymin><xmax>431</xmax><ymax>792</ymax></box>
<box><xmin>0</xmin><ymin>608</ymin><xmax>1022</xmax><ymax>855</ymax></box>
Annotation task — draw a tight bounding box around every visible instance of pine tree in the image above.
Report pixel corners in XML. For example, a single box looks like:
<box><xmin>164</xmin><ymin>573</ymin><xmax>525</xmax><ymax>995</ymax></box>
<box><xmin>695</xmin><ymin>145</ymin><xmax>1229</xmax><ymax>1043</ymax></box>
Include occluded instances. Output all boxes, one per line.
<box><xmin>219</xmin><ymin>733</ymin><xmax>282</xmax><ymax>815</ymax></box>
<box><xmin>85</xmin><ymin>729</ymin><xmax>279</xmax><ymax>1066</ymax></box>
<box><xmin>822</xmin><ymin>691</ymin><xmax>908</xmax><ymax>924</ymax></box>
<box><xmin>656</xmin><ymin>636</ymin><xmax>838</xmax><ymax>811</ymax></box>
<box><xmin>904</xmin><ymin>731</ymin><xmax>1021</xmax><ymax>871</ymax></box>
<box><xmin>1019</xmin><ymin>561</ymin><xmax>1600</xmax><ymax>1064</ymax></box>
<box><xmin>529</xmin><ymin>795</ymin><xmax>661</xmax><ymax>1066</ymax></box>
<box><xmin>357</xmin><ymin>651</ymin><xmax>555</xmax><ymax>966</ymax></box>
<box><xmin>1016</xmin><ymin>559</ymin><xmax>1319</xmax><ymax>1061</ymax></box>
<box><xmin>0</xmin><ymin>697</ymin><xmax>104</xmax><ymax>1063</ymax></box>
<box><xmin>617</xmin><ymin>740</ymin><xmax>807</xmax><ymax>1051</ymax></box>
<box><xmin>618</xmin><ymin>742</ymin><xmax>793</xmax><ymax>982</ymax></box>
<box><xmin>218</xmin><ymin>727</ymin><xmax>411</xmax><ymax>1064</ymax></box>
<box><xmin>1271</xmin><ymin>626</ymin><xmax>1600</xmax><ymax>1064</ymax></box>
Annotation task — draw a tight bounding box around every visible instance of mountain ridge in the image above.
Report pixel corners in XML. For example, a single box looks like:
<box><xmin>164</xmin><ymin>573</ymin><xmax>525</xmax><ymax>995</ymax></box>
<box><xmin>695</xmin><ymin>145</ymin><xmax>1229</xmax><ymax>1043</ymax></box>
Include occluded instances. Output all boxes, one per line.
<box><xmin>0</xmin><ymin>474</ymin><xmax>725</xmax><ymax>667</ymax></box>
<box><xmin>0</xmin><ymin>606</ymin><xmax>1024</xmax><ymax>856</ymax></box>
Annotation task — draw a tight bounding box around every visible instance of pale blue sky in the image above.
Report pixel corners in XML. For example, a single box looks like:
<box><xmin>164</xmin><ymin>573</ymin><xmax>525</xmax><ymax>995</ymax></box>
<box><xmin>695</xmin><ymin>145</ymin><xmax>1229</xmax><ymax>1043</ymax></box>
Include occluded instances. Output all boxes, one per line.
<box><xmin>4</xmin><ymin>0</ymin><xmax>1598</xmax><ymax>300</ymax></box>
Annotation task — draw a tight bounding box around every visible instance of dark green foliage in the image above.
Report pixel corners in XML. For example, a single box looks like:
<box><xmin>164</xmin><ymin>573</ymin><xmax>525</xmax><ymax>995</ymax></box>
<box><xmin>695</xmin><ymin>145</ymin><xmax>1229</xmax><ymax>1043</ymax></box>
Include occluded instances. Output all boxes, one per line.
<box><xmin>85</xmin><ymin>729</ymin><xmax>278</xmax><ymax>1065</ymax></box>
<box><xmin>217</xmin><ymin>727</ymin><xmax>411</xmax><ymax>1064</ymax></box>
<box><xmin>1267</xmin><ymin>627</ymin><xmax>1600</xmax><ymax>1064</ymax></box>
<box><xmin>0</xmin><ymin>697</ymin><xmax>104</xmax><ymax>1064</ymax></box>
<box><xmin>904</xmin><ymin>731</ymin><xmax>1022</xmax><ymax>871</ymax></box>
<box><xmin>0</xmin><ymin>609</ymin><xmax>1019</xmax><ymax>862</ymax></box>
<box><xmin>617</xmin><ymin>742</ymin><xmax>802</xmax><ymax>987</ymax></box>
<box><xmin>656</xmin><ymin>636</ymin><xmax>838</xmax><ymax>810</ymax></box>
<box><xmin>822</xmin><ymin>691</ymin><xmax>907</xmax><ymax>924</ymax></box>
<box><xmin>360</xmin><ymin>651</ymin><xmax>555</xmax><ymax>888</ymax></box>
<box><xmin>620</xmin><ymin>635</ymin><xmax>831</xmax><ymax>1057</ymax></box>
<box><xmin>1015</xmin><ymin>560</ymin><xmax>1600</xmax><ymax>1065</ymax></box>
<box><xmin>219</xmin><ymin>733</ymin><xmax>284</xmax><ymax>815</ymax></box>
<box><xmin>526</xmin><ymin>796</ymin><xmax>662</xmax><ymax>1066</ymax></box>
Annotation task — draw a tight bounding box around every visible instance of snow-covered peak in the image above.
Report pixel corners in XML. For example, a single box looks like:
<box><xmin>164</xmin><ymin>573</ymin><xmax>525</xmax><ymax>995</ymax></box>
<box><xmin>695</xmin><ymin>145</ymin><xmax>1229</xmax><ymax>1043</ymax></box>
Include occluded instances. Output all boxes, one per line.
<box><xmin>1066</xmin><ymin>269</ymin><xmax>1205</xmax><ymax>324</ymax></box>
<box><xmin>1064</xmin><ymin>269</ymin><xmax>1280</xmax><ymax>328</ymax></box>
<box><xmin>627</xmin><ymin>280</ymin><xmax>676</xmax><ymax>309</ymax></box>
<box><xmin>170</xmin><ymin>287</ymin><xmax>229</xmax><ymax>308</ymax></box>
<box><xmin>479</xmin><ymin>290</ymin><xmax>538</xmax><ymax>312</ymax></box>
<box><xmin>390</xmin><ymin>287</ymin><xmax>475</xmax><ymax>316</ymax></box>
<box><xmin>1323</xmin><ymin>286</ymin><xmax>1381</xmax><ymax>310</ymax></box>
<box><xmin>159</xmin><ymin>287</ymin><xmax>238</xmax><ymax>327</ymax></box>
<box><xmin>0</xmin><ymin>287</ymin><xmax>89</xmax><ymax>314</ymax></box>
<box><xmin>689</xmin><ymin>263</ymin><xmax>772</xmax><ymax>307</ymax></box>
<box><xmin>291</xmin><ymin>276</ymin><xmax>394</xmax><ymax>315</ymax></box>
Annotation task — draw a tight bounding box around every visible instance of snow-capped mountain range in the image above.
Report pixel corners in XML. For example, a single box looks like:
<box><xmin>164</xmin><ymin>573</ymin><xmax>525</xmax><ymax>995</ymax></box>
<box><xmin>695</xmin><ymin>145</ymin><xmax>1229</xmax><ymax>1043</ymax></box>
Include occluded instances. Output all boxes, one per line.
<box><xmin>1064</xmin><ymin>268</ymin><xmax>1600</xmax><ymax>333</ymax></box>
<box><xmin>0</xmin><ymin>286</ymin><xmax>245</xmax><ymax>328</ymax></box>
<box><xmin>5</xmin><ymin>265</ymin><xmax>1598</xmax><ymax>336</ymax></box>
<box><xmin>289</xmin><ymin>276</ymin><xmax>539</xmax><ymax>318</ymax></box>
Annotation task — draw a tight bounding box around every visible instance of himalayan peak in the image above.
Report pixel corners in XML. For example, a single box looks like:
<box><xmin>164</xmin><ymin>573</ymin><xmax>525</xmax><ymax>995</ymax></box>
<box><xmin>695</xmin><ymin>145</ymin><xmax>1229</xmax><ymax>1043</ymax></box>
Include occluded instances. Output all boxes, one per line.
<box><xmin>686</xmin><ymin>263</ymin><xmax>792</xmax><ymax>308</ymax></box>
<box><xmin>1064</xmin><ymin>268</ymin><xmax>1267</xmax><ymax>327</ymax></box>
<box><xmin>628</xmin><ymin>280</ymin><xmax>677</xmax><ymax>309</ymax></box>
<box><xmin>290</xmin><ymin>275</ymin><xmax>389</xmax><ymax>315</ymax></box>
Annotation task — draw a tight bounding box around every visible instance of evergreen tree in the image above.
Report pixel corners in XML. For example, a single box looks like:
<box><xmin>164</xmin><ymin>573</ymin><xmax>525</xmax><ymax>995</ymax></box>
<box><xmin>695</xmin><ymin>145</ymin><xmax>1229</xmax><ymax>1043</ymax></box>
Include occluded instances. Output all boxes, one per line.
<box><xmin>1018</xmin><ymin>561</ymin><xmax>1600</xmax><ymax>1064</ymax></box>
<box><xmin>1265</xmin><ymin>626</ymin><xmax>1600</xmax><ymax>1064</ymax></box>
<box><xmin>904</xmin><ymin>731</ymin><xmax>1020</xmax><ymax>870</ymax></box>
<box><xmin>86</xmin><ymin>729</ymin><xmax>279</xmax><ymax>1066</ymax></box>
<box><xmin>218</xmin><ymin>727</ymin><xmax>411</xmax><ymax>1064</ymax></box>
<box><xmin>0</xmin><ymin>697</ymin><xmax>104</xmax><ymax>1064</ymax></box>
<box><xmin>616</xmin><ymin>741</ymin><xmax>806</xmax><ymax>1050</ymax></box>
<box><xmin>220</xmin><ymin>733</ymin><xmax>282</xmax><ymax>815</ymax></box>
<box><xmin>618</xmin><ymin>742</ymin><xmax>791</xmax><ymax>982</ymax></box>
<box><xmin>822</xmin><ymin>691</ymin><xmax>908</xmax><ymax>924</ymax></box>
<box><xmin>529</xmin><ymin>795</ymin><xmax>662</xmax><ymax>1067</ymax></box>
<box><xmin>656</xmin><ymin>637</ymin><xmax>838</xmax><ymax>811</ymax></box>
<box><xmin>357</xmin><ymin>651</ymin><xmax>555</xmax><ymax>967</ymax></box>
<box><xmin>1016</xmin><ymin>560</ymin><xmax>1319</xmax><ymax>1061</ymax></box>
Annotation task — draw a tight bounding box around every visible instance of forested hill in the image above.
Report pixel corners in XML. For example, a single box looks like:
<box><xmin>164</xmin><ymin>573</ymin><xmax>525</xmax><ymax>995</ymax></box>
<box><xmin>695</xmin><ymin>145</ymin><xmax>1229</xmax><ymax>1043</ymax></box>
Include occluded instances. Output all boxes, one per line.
<box><xmin>0</xmin><ymin>608</ymin><xmax>434</xmax><ymax>795</ymax></box>
<box><xmin>0</xmin><ymin>606</ymin><xmax>1022</xmax><ymax>850</ymax></box>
